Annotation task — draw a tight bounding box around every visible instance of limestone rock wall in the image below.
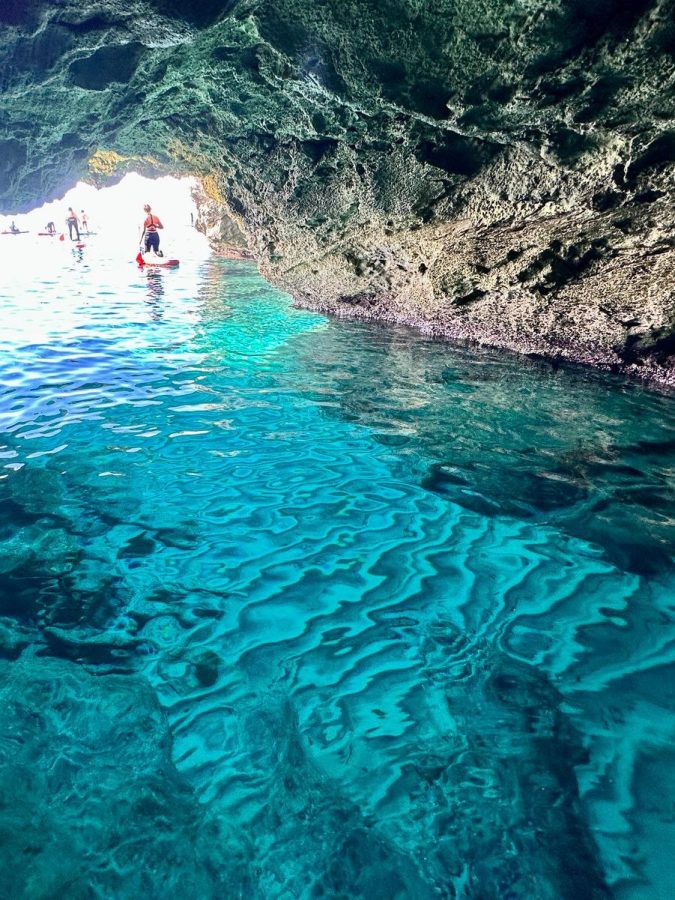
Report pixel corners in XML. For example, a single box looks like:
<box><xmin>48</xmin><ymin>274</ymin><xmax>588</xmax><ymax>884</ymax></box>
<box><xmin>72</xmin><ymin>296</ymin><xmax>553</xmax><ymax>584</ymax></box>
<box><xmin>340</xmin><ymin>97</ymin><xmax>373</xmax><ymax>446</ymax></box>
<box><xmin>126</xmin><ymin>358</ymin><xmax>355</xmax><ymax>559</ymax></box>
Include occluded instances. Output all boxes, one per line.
<box><xmin>1</xmin><ymin>0</ymin><xmax>675</xmax><ymax>377</ymax></box>
<box><xmin>190</xmin><ymin>180</ymin><xmax>253</xmax><ymax>257</ymax></box>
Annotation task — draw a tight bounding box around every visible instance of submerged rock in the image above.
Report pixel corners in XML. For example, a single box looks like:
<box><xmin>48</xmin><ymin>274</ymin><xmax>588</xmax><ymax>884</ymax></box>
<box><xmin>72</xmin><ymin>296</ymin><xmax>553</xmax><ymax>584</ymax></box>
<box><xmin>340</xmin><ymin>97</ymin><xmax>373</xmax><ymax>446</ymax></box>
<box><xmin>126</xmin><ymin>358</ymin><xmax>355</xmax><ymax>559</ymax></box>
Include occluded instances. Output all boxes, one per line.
<box><xmin>1</xmin><ymin>1</ymin><xmax>675</xmax><ymax>378</ymax></box>
<box><xmin>0</xmin><ymin>656</ymin><xmax>249</xmax><ymax>898</ymax></box>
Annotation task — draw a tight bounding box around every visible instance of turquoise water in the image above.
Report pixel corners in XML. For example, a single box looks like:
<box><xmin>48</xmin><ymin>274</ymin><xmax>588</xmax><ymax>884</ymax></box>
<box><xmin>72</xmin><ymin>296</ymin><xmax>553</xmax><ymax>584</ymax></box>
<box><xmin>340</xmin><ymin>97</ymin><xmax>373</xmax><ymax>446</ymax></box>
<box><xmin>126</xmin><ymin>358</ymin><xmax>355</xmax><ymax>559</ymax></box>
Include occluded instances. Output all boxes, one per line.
<box><xmin>0</xmin><ymin>246</ymin><xmax>674</xmax><ymax>899</ymax></box>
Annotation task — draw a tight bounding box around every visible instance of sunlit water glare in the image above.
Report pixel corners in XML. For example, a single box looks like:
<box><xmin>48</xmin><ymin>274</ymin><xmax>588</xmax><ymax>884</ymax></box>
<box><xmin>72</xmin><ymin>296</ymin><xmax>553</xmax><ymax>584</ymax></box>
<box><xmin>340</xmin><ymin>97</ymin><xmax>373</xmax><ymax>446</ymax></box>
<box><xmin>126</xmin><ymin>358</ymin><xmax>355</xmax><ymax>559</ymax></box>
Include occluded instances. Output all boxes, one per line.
<box><xmin>0</xmin><ymin>238</ymin><xmax>673</xmax><ymax>899</ymax></box>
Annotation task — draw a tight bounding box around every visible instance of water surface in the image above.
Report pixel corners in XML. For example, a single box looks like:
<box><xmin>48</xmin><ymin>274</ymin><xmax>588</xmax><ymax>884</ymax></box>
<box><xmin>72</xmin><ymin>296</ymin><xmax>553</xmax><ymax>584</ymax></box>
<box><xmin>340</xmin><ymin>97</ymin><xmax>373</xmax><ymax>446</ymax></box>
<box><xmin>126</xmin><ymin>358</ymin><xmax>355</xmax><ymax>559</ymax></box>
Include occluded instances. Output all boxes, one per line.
<box><xmin>0</xmin><ymin>243</ymin><xmax>673</xmax><ymax>899</ymax></box>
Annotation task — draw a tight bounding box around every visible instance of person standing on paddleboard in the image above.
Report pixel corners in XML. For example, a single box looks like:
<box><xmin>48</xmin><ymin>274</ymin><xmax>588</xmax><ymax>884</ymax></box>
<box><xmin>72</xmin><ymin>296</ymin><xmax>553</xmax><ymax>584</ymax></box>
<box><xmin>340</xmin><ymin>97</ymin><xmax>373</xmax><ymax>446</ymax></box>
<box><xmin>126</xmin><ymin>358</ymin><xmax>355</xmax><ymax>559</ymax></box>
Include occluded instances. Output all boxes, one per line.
<box><xmin>140</xmin><ymin>204</ymin><xmax>164</xmax><ymax>257</ymax></box>
<box><xmin>66</xmin><ymin>208</ymin><xmax>80</xmax><ymax>241</ymax></box>
<box><xmin>80</xmin><ymin>210</ymin><xmax>90</xmax><ymax>234</ymax></box>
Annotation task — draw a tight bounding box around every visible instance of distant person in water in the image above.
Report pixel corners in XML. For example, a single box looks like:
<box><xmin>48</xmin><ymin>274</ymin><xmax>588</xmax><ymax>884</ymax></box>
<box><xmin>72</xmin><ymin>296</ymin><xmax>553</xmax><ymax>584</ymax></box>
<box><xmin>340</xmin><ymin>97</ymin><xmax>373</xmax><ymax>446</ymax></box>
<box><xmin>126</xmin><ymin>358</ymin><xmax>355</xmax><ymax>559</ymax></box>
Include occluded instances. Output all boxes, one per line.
<box><xmin>66</xmin><ymin>207</ymin><xmax>80</xmax><ymax>241</ymax></box>
<box><xmin>46</xmin><ymin>221</ymin><xmax>56</xmax><ymax>234</ymax></box>
<box><xmin>140</xmin><ymin>204</ymin><xmax>163</xmax><ymax>256</ymax></box>
<box><xmin>80</xmin><ymin>210</ymin><xmax>89</xmax><ymax>234</ymax></box>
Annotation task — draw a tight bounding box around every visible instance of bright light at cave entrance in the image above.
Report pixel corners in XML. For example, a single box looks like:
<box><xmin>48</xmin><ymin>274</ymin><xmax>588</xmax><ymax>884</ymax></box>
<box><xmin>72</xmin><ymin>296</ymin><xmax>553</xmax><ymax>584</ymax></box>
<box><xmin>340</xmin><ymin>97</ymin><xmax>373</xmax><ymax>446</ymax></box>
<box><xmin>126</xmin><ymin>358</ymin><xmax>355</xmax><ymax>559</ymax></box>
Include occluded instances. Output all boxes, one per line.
<box><xmin>0</xmin><ymin>175</ymin><xmax>212</xmax><ymax>346</ymax></box>
<box><xmin>0</xmin><ymin>173</ymin><xmax>210</xmax><ymax>261</ymax></box>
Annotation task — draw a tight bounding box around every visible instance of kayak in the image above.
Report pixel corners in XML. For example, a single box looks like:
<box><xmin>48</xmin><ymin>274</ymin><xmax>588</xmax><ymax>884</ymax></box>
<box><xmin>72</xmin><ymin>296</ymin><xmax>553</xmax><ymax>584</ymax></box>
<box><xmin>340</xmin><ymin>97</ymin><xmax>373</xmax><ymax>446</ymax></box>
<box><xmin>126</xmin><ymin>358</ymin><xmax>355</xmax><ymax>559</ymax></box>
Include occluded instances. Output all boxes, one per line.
<box><xmin>136</xmin><ymin>252</ymin><xmax>179</xmax><ymax>268</ymax></box>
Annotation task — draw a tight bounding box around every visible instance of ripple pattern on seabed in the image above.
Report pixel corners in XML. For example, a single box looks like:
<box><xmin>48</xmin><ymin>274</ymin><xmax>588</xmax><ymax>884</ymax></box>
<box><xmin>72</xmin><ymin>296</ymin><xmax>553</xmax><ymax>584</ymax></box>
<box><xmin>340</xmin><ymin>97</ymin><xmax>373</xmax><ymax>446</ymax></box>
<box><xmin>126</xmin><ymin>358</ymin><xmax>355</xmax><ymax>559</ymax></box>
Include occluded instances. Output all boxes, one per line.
<box><xmin>0</xmin><ymin>245</ymin><xmax>674</xmax><ymax>899</ymax></box>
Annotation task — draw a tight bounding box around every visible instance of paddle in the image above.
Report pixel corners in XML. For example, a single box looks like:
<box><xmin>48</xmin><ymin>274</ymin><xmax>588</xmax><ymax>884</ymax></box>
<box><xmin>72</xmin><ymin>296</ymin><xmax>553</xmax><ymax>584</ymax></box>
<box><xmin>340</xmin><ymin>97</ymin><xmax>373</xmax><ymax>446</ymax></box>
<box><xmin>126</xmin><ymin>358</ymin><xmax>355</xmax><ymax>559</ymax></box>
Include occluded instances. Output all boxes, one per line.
<box><xmin>137</xmin><ymin>226</ymin><xmax>147</xmax><ymax>265</ymax></box>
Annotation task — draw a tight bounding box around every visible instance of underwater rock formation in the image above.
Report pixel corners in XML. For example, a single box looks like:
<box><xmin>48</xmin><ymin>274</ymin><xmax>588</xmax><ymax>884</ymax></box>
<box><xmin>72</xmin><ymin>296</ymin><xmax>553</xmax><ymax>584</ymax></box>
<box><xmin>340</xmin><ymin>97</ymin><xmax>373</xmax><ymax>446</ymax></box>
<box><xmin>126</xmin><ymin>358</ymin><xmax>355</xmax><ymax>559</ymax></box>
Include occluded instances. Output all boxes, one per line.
<box><xmin>2</xmin><ymin>0</ymin><xmax>675</xmax><ymax>378</ymax></box>
<box><xmin>0</xmin><ymin>656</ymin><xmax>249</xmax><ymax>897</ymax></box>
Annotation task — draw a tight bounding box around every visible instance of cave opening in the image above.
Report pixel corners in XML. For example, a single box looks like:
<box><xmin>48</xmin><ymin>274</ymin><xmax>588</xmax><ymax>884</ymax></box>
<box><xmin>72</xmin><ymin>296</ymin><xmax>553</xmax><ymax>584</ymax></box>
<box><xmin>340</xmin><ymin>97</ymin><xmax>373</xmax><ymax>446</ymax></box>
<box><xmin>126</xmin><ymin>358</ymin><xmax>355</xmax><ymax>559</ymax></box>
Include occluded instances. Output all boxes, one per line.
<box><xmin>0</xmin><ymin>173</ymin><xmax>212</xmax><ymax>260</ymax></box>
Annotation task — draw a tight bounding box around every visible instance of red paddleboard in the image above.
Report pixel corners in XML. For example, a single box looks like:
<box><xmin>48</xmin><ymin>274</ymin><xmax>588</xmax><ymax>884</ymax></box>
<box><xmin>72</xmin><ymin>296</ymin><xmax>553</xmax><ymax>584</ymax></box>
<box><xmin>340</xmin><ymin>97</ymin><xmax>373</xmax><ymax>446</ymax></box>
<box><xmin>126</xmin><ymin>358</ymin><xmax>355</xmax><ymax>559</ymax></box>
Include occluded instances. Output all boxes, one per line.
<box><xmin>75</xmin><ymin>242</ymin><xmax>86</xmax><ymax>249</ymax></box>
<box><xmin>136</xmin><ymin>252</ymin><xmax>179</xmax><ymax>268</ymax></box>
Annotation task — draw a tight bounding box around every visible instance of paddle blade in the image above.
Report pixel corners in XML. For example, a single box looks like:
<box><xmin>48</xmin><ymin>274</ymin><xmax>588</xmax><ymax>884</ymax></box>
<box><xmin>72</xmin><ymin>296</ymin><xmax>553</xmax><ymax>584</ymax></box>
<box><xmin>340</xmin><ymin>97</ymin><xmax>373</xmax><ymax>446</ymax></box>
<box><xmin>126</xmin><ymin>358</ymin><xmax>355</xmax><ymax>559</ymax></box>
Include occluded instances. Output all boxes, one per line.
<box><xmin>59</xmin><ymin>234</ymin><xmax>65</xmax><ymax>241</ymax></box>
<box><xmin>135</xmin><ymin>252</ymin><xmax>145</xmax><ymax>266</ymax></box>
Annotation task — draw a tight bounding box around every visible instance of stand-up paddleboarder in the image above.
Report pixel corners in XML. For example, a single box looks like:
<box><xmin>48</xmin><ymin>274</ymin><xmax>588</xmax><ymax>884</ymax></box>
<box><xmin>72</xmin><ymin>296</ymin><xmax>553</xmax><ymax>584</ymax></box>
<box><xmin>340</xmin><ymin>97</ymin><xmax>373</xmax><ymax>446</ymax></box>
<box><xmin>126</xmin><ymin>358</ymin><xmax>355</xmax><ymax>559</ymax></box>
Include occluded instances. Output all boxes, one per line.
<box><xmin>140</xmin><ymin>204</ymin><xmax>164</xmax><ymax>257</ymax></box>
<box><xmin>66</xmin><ymin>208</ymin><xmax>80</xmax><ymax>241</ymax></box>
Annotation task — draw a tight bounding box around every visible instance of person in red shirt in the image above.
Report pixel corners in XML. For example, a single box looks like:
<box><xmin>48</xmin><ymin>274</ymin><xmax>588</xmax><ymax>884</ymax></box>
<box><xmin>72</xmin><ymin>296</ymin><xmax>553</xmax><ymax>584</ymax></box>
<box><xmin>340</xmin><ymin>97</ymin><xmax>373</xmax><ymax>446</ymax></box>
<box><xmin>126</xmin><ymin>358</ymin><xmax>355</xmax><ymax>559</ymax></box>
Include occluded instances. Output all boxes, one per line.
<box><xmin>140</xmin><ymin>204</ymin><xmax>164</xmax><ymax>256</ymax></box>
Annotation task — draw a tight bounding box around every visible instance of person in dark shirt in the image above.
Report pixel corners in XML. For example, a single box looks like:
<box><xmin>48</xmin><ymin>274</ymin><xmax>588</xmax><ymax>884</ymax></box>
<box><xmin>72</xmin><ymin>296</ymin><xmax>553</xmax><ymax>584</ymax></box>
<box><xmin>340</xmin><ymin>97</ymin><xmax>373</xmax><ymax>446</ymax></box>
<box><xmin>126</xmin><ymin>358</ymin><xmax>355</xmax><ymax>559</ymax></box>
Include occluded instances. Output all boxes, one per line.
<box><xmin>66</xmin><ymin>207</ymin><xmax>80</xmax><ymax>240</ymax></box>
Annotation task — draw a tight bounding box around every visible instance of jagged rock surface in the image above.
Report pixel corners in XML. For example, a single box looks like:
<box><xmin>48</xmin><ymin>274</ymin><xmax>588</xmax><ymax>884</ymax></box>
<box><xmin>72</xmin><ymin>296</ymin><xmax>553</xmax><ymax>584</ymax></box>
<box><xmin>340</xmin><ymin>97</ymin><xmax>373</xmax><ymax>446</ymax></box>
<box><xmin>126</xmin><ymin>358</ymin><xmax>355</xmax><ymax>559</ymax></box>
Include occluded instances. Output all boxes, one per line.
<box><xmin>1</xmin><ymin>0</ymin><xmax>675</xmax><ymax>379</ymax></box>
<box><xmin>190</xmin><ymin>180</ymin><xmax>254</xmax><ymax>257</ymax></box>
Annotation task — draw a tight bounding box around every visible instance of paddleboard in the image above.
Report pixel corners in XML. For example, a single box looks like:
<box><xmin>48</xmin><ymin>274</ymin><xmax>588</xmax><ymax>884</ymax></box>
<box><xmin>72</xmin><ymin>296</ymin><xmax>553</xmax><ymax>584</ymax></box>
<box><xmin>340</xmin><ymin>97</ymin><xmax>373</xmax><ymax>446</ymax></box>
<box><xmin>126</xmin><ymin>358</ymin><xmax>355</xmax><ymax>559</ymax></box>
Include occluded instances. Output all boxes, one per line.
<box><xmin>38</xmin><ymin>232</ymin><xmax>60</xmax><ymax>236</ymax></box>
<box><xmin>136</xmin><ymin>253</ymin><xmax>179</xmax><ymax>268</ymax></box>
<box><xmin>1</xmin><ymin>230</ymin><xmax>28</xmax><ymax>235</ymax></box>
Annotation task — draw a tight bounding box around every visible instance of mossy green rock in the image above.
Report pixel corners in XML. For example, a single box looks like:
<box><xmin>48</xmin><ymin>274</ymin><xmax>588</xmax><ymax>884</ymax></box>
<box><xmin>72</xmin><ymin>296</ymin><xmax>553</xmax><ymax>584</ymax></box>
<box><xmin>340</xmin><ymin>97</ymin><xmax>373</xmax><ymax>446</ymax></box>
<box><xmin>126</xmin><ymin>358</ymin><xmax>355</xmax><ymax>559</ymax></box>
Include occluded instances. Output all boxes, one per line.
<box><xmin>1</xmin><ymin>1</ymin><xmax>675</xmax><ymax>378</ymax></box>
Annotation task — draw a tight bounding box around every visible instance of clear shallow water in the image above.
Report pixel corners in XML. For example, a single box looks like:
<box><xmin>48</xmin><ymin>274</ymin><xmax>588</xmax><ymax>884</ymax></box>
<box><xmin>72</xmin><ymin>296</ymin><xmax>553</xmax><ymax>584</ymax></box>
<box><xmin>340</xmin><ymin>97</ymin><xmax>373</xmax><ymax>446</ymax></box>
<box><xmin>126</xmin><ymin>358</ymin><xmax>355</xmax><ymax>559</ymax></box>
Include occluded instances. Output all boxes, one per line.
<box><xmin>0</xmin><ymin>243</ymin><xmax>674</xmax><ymax>899</ymax></box>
